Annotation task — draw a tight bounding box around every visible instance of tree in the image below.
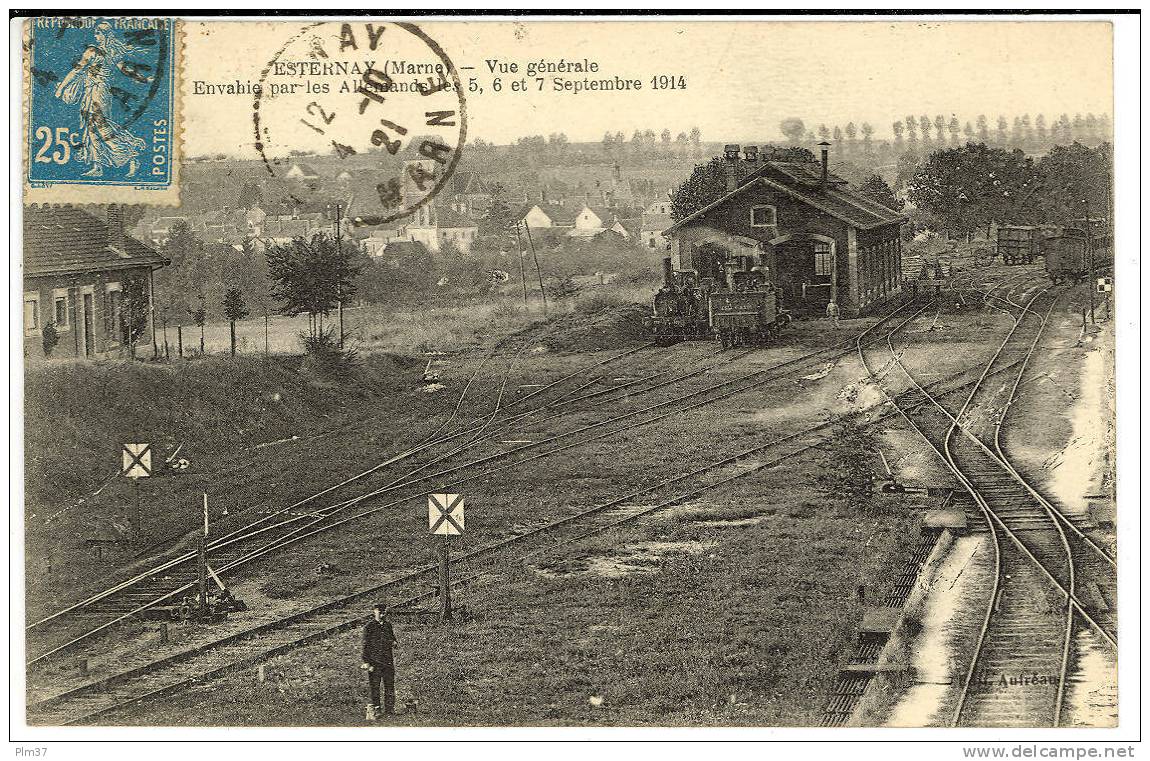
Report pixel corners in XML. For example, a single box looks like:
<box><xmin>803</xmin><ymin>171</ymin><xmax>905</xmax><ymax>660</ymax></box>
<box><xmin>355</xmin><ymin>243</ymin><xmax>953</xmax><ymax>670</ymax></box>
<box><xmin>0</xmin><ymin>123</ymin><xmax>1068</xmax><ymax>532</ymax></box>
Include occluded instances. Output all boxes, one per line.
<box><xmin>119</xmin><ymin>272</ymin><xmax>152</xmax><ymax>357</ymax></box>
<box><xmin>157</xmin><ymin>220</ymin><xmax>207</xmax><ymax>319</ymax></box>
<box><xmin>859</xmin><ymin>175</ymin><xmax>903</xmax><ymax>211</ymax></box>
<box><xmin>996</xmin><ymin>116</ymin><xmax>1009</xmax><ymax>144</ymax></box>
<box><xmin>963</xmin><ymin>121</ymin><xmax>975</xmax><ymax>140</ymax></box>
<box><xmin>222</xmin><ymin>288</ymin><xmax>249</xmax><ymax>356</ymax></box>
<box><xmin>818</xmin><ymin>124</ymin><xmax>831</xmax><ymax>142</ymax></box>
<box><xmin>1035</xmin><ymin>114</ymin><xmax>1048</xmax><ymax>143</ymax></box>
<box><xmin>265</xmin><ymin>233</ymin><xmax>362</xmax><ymax>336</ymax></box>
<box><xmin>670</xmin><ymin>156</ymin><xmax>728</xmax><ymax>222</ymax></box>
<box><xmin>892</xmin><ymin>121</ymin><xmax>904</xmax><ymax>143</ymax></box>
<box><xmin>860</xmin><ymin>123</ymin><xmax>875</xmax><ymax>155</ymax></box>
<box><xmin>1036</xmin><ymin>142</ymin><xmax>1111</xmax><ymax>222</ymax></box>
<box><xmin>948</xmin><ymin>116</ymin><xmax>961</xmax><ymax>144</ymax></box>
<box><xmin>976</xmin><ymin>115</ymin><xmax>989</xmax><ymax>142</ymax></box>
<box><xmin>934</xmin><ymin>114</ymin><xmax>946</xmax><ymax>142</ymax></box>
<box><xmin>1055</xmin><ymin>114</ymin><xmax>1072</xmax><ymax>144</ymax></box>
<box><xmin>894</xmin><ymin>152</ymin><xmax>920</xmax><ymax>192</ymax></box>
<box><xmin>779</xmin><ymin>117</ymin><xmax>806</xmax><ymax>144</ymax></box>
<box><xmin>907</xmin><ymin>143</ymin><xmax>1041</xmax><ymax>239</ymax></box>
<box><xmin>832</xmin><ymin>125</ymin><xmax>843</xmax><ymax>143</ymax></box>
<box><xmin>919</xmin><ymin>115</ymin><xmax>933</xmax><ymax>143</ymax></box>
<box><xmin>475</xmin><ymin>183</ymin><xmax>516</xmax><ymax>253</ymax></box>
<box><xmin>192</xmin><ymin>301</ymin><xmax>206</xmax><ymax>354</ymax></box>
<box><xmin>661</xmin><ymin>128</ymin><xmax>672</xmax><ymax>146</ymax></box>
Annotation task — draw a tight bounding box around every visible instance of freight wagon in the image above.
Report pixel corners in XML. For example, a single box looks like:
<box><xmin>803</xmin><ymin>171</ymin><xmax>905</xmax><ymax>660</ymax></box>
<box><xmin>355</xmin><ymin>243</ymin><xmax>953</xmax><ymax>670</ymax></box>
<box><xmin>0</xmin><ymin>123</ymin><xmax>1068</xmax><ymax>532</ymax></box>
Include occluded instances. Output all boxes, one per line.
<box><xmin>997</xmin><ymin>226</ymin><xmax>1041</xmax><ymax>265</ymax></box>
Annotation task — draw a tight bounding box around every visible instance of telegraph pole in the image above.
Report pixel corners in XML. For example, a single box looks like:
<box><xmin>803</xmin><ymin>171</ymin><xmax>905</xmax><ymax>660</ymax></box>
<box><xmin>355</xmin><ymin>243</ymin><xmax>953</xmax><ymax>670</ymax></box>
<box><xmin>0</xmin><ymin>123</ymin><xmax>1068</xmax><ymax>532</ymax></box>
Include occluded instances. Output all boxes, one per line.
<box><xmin>333</xmin><ymin>203</ymin><xmax>345</xmax><ymax>348</ymax></box>
<box><xmin>1085</xmin><ymin>199</ymin><xmax>1096</xmax><ymax>325</ymax></box>
<box><xmin>512</xmin><ymin>222</ymin><xmax>529</xmax><ymax>310</ymax></box>
<box><xmin>198</xmin><ymin>493</ymin><xmax>209</xmax><ymax>611</ymax></box>
<box><xmin>523</xmin><ymin>223</ymin><xmax>548</xmax><ymax>316</ymax></box>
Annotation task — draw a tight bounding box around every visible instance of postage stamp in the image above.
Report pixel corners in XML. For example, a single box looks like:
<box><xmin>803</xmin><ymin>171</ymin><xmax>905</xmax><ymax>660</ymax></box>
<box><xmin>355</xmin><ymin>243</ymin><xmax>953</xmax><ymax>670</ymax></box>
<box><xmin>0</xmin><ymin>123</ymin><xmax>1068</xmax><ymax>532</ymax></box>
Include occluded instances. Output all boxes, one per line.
<box><xmin>23</xmin><ymin>16</ymin><xmax>181</xmax><ymax>205</ymax></box>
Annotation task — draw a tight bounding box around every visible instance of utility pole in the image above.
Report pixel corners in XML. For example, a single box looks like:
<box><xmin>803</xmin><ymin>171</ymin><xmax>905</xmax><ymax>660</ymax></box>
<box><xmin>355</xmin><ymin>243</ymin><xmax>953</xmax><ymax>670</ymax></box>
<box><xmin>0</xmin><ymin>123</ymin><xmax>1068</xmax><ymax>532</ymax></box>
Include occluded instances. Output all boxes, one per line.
<box><xmin>333</xmin><ymin>203</ymin><xmax>345</xmax><ymax>348</ymax></box>
<box><xmin>1085</xmin><ymin>199</ymin><xmax>1096</xmax><ymax>325</ymax></box>
<box><xmin>512</xmin><ymin>222</ymin><xmax>529</xmax><ymax>310</ymax></box>
<box><xmin>438</xmin><ymin>535</ymin><xmax>452</xmax><ymax>622</ymax></box>
<box><xmin>199</xmin><ymin>493</ymin><xmax>209</xmax><ymax>611</ymax></box>
<box><xmin>133</xmin><ymin>478</ymin><xmax>142</xmax><ymax>545</ymax></box>
<box><xmin>523</xmin><ymin>223</ymin><xmax>548</xmax><ymax>316</ymax></box>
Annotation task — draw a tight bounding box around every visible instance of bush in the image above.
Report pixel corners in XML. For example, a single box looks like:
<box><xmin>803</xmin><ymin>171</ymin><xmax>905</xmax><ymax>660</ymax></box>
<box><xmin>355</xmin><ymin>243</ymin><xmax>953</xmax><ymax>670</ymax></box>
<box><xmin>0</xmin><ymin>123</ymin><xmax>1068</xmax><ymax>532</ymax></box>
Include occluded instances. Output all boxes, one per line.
<box><xmin>300</xmin><ymin>326</ymin><xmax>358</xmax><ymax>381</ymax></box>
<box><xmin>41</xmin><ymin>322</ymin><xmax>60</xmax><ymax>357</ymax></box>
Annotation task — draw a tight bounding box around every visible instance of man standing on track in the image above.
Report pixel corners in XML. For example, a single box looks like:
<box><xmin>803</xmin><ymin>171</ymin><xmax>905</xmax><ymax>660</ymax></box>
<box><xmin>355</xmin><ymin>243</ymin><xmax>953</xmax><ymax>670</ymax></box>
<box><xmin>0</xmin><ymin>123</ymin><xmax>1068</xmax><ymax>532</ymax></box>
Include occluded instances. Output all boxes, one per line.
<box><xmin>362</xmin><ymin>603</ymin><xmax>399</xmax><ymax>720</ymax></box>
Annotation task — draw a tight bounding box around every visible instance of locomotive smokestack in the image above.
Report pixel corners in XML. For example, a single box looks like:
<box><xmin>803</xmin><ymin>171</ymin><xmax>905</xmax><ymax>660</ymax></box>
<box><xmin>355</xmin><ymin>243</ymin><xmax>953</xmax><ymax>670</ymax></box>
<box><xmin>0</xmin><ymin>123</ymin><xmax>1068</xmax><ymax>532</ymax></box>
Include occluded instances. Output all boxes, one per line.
<box><xmin>818</xmin><ymin>141</ymin><xmax>831</xmax><ymax>187</ymax></box>
<box><xmin>662</xmin><ymin>257</ymin><xmax>674</xmax><ymax>289</ymax></box>
<box><xmin>723</xmin><ymin>144</ymin><xmax>741</xmax><ymax>193</ymax></box>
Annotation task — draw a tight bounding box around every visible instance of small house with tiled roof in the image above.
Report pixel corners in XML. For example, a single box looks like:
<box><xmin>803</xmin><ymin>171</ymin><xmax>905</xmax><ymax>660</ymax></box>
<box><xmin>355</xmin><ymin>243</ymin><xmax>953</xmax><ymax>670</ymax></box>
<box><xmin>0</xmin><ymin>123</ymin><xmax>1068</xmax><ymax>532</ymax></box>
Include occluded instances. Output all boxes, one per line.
<box><xmin>23</xmin><ymin>206</ymin><xmax>168</xmax><ymax>359</ymax></box>
<box><xmin>284</xmin><ymin>162</ymin><xmax>320</xmax><ymax>181</ymax></box>
<box><xmin>663</xmin><ymin>144</ymin><xmax>907</xmax><ymax>316</ymax></box>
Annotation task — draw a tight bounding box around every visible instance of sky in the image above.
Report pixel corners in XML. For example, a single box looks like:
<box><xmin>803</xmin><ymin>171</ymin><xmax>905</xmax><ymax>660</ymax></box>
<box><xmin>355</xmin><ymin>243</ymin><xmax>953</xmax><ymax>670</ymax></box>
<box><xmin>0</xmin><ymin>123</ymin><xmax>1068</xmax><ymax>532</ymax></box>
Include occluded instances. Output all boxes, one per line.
<box><xmin>181</xmin><ymin>19</ymin><xmax>1113</xmax><ymax>157</ymax></box>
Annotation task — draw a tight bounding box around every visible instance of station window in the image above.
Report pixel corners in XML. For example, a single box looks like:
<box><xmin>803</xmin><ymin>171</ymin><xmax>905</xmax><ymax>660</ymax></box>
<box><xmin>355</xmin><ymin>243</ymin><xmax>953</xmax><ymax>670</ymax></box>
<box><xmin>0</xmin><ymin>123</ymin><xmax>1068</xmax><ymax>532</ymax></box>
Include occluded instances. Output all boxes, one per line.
<box><xmin>814</xmin><ymin>242</ymin><xmax>833</xmax><ymax>276</ymax></box>
<box><xmin>52</xmin><ymin>289</ymin><xmax>70</xmax><ymax>329</ymax></box>
<box><xmin>105</xmin><ymin>287</ymin><xmax>122</xmax><ymax>339</ymax></box>
<box><xmin>23</xmin><ymin>293</ymin><xmax>39</xmax><ymax>335</ymax></box>
<box><xmin>750</xmin><ymin>205</ymin><xmax>777</xmax><ymax>228</ymax></box>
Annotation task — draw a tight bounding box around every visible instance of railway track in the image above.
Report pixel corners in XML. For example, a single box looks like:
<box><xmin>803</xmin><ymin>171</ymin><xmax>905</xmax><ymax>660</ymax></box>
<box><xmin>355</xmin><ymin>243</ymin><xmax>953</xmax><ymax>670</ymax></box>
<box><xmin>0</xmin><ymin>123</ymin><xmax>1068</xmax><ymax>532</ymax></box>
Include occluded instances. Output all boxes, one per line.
<box><xmin>27</xmin><ymin>304</ymin><xmax>915</xmax><ymax>667</ymax></box>
<box><xmin>26</xmin><ymin>333</ymin><xmax>683</xmax><ymax>658</ymax></box>
<box><xmin>859</xmin><ymin>281</ymin><xmax>1116</xmax><ymax>728</ymax></box>
<box><xmin>26</xmin><ymin>292</ymin><xmax>1047</xmax><ymax>726</ymax></box>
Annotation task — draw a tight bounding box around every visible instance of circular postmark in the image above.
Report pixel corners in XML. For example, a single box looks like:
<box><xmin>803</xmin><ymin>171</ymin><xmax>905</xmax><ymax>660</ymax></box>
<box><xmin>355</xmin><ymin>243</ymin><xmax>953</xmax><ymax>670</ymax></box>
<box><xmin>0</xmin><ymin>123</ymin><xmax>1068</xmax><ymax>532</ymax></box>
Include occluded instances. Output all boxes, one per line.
<box><xmin>252</xmin><ymin>21</ymin><xmax>467</xmax><ymax>227</ymax></box>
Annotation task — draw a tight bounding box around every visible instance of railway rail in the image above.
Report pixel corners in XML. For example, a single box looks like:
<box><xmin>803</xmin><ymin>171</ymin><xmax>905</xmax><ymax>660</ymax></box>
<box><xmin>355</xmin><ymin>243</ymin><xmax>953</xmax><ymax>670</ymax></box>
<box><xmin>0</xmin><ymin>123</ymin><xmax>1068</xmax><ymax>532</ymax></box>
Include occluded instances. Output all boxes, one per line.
<box><xmin>27</xmin><ymin>287</ymin><xmax>1047</xmax><ymax>726</ymax></box>
<box><xmin>858</xmin><ymin>280</ymin><xmax>1116</xmax><ymax>728</ymax></box>
<box><xmin>28</xmin><ymin>305</ymin><xmax>920</xmax><ymax>666</ymax></box>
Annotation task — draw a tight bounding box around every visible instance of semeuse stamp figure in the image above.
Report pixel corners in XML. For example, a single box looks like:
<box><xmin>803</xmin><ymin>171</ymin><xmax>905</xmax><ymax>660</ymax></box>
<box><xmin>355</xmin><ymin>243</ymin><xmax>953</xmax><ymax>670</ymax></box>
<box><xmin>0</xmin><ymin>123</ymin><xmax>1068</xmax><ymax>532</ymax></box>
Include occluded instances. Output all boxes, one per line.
<box><xmin>361</xmin><ymin>603</ymin><xmax>399</xmax><ymax>720</ymax></box>
<box><xmin>55</xmin><ymin>22</ymin><xmax>149</xmax><ymax>178</ymax></box>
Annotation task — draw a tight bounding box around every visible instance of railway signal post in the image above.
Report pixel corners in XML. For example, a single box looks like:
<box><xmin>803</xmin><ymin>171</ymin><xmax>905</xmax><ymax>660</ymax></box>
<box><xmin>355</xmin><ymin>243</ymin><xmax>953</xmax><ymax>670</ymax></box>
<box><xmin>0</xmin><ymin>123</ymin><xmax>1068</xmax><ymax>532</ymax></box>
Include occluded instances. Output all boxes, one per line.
<box><xmin>122</xmin><ymin>443</ymin><xmax>153</xmax><ymax>544</ymax></box>
<box><xmin>428</xmin><ymin>493</ymin><xmax>464</xmax><ymax>623</ymax></box>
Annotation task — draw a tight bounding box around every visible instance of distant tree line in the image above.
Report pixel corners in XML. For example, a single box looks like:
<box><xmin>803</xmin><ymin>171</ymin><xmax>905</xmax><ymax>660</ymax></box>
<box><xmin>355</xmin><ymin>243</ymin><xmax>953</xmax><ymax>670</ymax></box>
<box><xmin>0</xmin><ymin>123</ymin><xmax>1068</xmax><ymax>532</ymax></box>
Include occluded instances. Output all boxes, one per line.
<box><xmin>777</xmin><ymin>112</ymin><xmax>1110</xmax><ymax>162</ymax></box>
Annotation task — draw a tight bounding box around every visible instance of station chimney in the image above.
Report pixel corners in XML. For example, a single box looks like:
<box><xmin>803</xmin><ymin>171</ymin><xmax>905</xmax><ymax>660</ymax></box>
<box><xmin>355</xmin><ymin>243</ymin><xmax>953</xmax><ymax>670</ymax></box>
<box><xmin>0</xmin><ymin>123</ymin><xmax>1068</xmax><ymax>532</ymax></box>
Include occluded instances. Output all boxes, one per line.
<box><xmin>818</xmin><ymin>141</ymin><xmax>831</xmax><ymax>187</ymax></box>
<box><xmin>723</xmin><ymin>144</ymin><xmax>741</xmax><ymax>192</ymax></box>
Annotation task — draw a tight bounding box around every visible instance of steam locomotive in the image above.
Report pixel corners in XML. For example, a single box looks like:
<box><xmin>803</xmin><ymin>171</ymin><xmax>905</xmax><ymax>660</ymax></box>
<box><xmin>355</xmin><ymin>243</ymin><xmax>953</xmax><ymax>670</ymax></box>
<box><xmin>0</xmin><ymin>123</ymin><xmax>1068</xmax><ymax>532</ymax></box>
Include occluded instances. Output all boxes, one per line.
<box><xmin>649</xmin><ymin>255</ymin><xmax>789</xmax><ymax>348</ymax></box>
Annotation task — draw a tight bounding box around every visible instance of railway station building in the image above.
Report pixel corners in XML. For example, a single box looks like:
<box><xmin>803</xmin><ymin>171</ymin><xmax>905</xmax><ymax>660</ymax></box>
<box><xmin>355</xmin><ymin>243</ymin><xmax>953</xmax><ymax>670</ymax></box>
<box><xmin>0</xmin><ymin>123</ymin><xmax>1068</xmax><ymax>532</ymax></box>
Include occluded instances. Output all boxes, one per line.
<box><xmin>663</xmin><ymin>144</ymin><xmax>907</xmax><ymax>316</ymax></box>
<box><xmin>23</xmin><ymin>206</ymin><xmax>168</xmax><ymax>360</ymax></box>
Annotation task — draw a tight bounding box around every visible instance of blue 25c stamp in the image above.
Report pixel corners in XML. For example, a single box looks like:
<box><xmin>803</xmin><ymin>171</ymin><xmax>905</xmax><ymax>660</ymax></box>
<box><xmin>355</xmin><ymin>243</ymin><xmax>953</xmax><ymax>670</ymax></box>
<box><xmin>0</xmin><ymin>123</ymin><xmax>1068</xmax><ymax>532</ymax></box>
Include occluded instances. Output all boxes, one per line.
<box><xmin>26</xmin><ymin>17</ymin><xmax>177</xmax><ymax>199</ymax></box>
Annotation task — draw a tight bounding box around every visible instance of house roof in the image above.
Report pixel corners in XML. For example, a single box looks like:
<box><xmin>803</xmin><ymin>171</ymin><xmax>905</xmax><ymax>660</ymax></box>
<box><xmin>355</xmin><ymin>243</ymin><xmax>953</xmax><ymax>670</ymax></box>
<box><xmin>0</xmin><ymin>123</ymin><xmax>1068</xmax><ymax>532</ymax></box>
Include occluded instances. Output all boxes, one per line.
<box><xmin>663</xmin><ymin>162</ymin><xmax>906</xmax><ymax>236</ymax></box>
<box><xmin>434</xmin><ymin>207</ymin><xmax>478</xmax><ymax>229</ymax></box>
<box><xmin>383</xmin><ymin>240</ymin><xmax>430</xmax><ymax>257</ymax></box>
<box><xmin>642</xmin><ymin>212</ymin><xmax>674</xmax><ymax>232</ymax></box>
<box><xmin>523</xmin><ymin>202</ymin><xmax>580</xmax><ymax>226</ymax></box>
<box><xmin>618</xmin><ymin>218</ymin><xmax>643</xmax><ymax>240</ymax></box>
<box><xmin>451</xmin><ymin>171</ymin><xmax>488</xmax><ymax>196</ymax></box>
<box><xmin>24</xmin><ymin>207</ymin><xmax>168</xmax><ymax>277</ymax></box>
<box><xmin>288</xmin><ymin>162</ymin><xmax>320</xmax><ymax>177</ymax></box>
